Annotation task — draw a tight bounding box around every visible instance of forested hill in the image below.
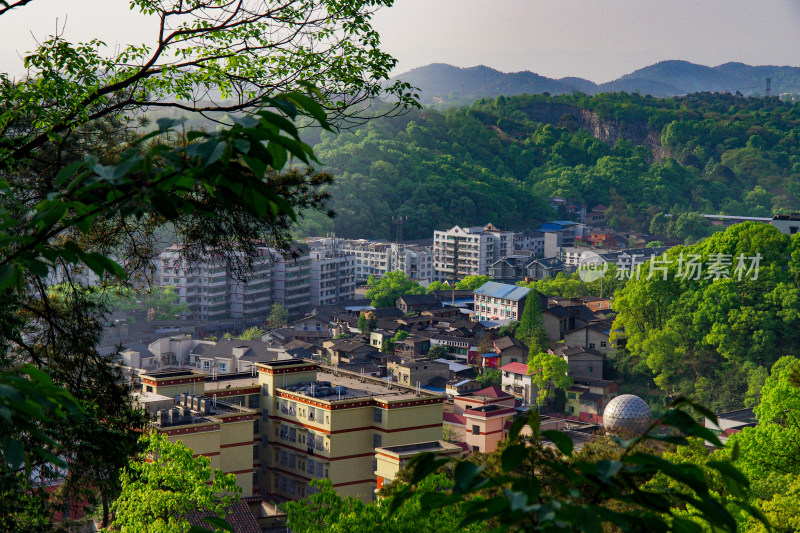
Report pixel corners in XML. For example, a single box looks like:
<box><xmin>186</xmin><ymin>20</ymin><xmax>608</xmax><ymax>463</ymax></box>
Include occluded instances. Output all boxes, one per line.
<box><xmin>296</xmin><ymin>92</ymin><xmax>800</xmax><ymax>241</ymax></box>
<box><xmin>395</xmin><ymin>61</ymin><xmax>800</xmax><ymax>105</ymax></box>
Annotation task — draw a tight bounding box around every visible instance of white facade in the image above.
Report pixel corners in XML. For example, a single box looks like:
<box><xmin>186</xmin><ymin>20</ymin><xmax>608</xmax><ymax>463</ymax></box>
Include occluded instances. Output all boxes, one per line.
<box><xmin>391</xmin><ymin>243</ymin><xmax>434</xmax><ymax>284</ymax></box>
<box><xmin>433</xmin><ymin>224</ymin><xmax>514</xmax><ymax>281</ymax></box>
<box><xmin>304</xmin><ymin>237</ymin><xmax>434</xmax><ymax>284</ymax></box>
<box><xmin>159</xmin><ymin>245</ymin><xmax>318</xmax><ymax>322</ymax></box>
<box><xmin>514</xmin><ymin>230</ymin><xmax>545</xmax><ymax>257</ymax></box>
<box><xmin>309</xmin><ymin>249</ymin><xmax>357</xmax><ymax>306</ymax></box>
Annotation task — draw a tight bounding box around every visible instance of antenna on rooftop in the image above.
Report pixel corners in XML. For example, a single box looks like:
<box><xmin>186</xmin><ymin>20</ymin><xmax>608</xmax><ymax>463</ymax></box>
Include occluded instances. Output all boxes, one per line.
<box><xmin>392</xmin><ymin>215</ymin><xmax>407</xmax><ymax>243</ymax></box>
<box><xmin>766</xmin><ymin>77</ymin><xmax>773</xmax><ymax>97</ymax></box>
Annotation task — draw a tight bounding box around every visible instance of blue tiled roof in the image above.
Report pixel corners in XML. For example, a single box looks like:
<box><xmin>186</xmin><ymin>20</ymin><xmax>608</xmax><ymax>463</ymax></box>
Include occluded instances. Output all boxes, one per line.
<box><xmin>473</xmin><ymin>281</ymin><xmax>530</xmax><ymax>301</ymax></box>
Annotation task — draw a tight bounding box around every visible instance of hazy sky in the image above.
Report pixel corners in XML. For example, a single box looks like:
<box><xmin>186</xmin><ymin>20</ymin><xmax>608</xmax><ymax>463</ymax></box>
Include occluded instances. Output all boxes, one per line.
<box><xmin>3</xmin><ymin>0</ymin><xmax>800</xmax><ymax>82</ymax></box>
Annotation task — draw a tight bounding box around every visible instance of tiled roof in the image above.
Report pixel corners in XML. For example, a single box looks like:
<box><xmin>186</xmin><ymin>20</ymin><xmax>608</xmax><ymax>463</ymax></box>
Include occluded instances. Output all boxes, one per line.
<box><xmin>499</xmin><ymin>362</ymin><xmax>530</xmax><ymax>375</ymax></box>
<box><xmin>443</xmin><ymin>413</ymin><xmax>467</xmax><ymax>426</ymax></box>
<box><xmin>494</xmin><ymin>336</ymin><xmax>526</xmax><ymax>350</ymax></box>
<box><xmin>473</xmin><ymin>282</ymin><xmax>530</xmax><ymax>302</ymax></box>
<box><xmin>185</xmin><ymin>500</ymin><xmax>260</xmax><ymax>533</ymax></box>
<box><xmin>472</xmin><ymin>386</ymin><xmax>512</xmax><ymax>399</ymax></box>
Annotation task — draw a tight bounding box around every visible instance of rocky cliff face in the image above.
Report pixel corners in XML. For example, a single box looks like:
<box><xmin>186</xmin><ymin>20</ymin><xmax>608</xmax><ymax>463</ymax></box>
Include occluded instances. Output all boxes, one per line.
<box><xmin>516</xmin><ymin>102</ymin><xmax>669</xmax><ymax>160</ymax></box>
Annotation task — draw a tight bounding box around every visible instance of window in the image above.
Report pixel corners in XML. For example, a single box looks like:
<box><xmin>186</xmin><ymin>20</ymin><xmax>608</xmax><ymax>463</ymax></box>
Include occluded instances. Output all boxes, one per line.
<box><xmin>588</xmin><ymin>343</ymin><xmax>596</xmax><ymax>349</ymax></box>
<box><xmin>262</xmin><ymin>384</ymin><xmax>269</xmax><ymax>396</ymax></box>
<box><xmin>218</xmin><ymin>362</ymin><xmax>228</xmax><ymax>372</ymax></box>
<box><xmin>373</xmin><ymin>433</ymin><xmax>382</xmax><ymax>448</ymax></box>
<box><xmin>472</xmin><ymin>445</ymin><xmax>480</xmax><ymax>453</ymax></box>
<box><xmin>569</xmin><ymin>406</ymin><xmax>575</xmax><ymax>413</ymax></box>
<box><xmin>249</xmin><ymin>394</ymin><xmax>260</xmax><ymax>409</ymax></box>
<box><xmin>202</xmin><ymin>361</ymin><xmax>211</xmax><ymax>370</ymax></box>
<box><xmin>253</xmin><ymin>419</ymin><xmax>260</xmax><ymax>433</ymax></box>
<box><xmin>568</xmin><ymin>392</ymin><xmax>576</xmax><ymax>399</ymax></box>
<box><xmin>253</xmin><ymin>444</ymin><xmax>260</xmax><ymax>459</ymax></box>
<box><xmin>373</xmin><ymin>407</ymin><xmax>383</xmax><ymax>423</ymax></box>
<box><xmin>588</xmin><ymin>366</ymin><xmax>594</xmax><ymax>373</ymax></box>
<box><xmin>472</xmin><ymin>425</ymin><xmax>480</xmax><ymax>435</ymax></box>
<box><xmin>262</xmin><ymin>409</ymin><xmax>269</xmax><ymax>422</ymax></box>
<box><xmin>145</xmin><ymin>385</ymin><xmax>153</xmax><ymax>393</ymax></box>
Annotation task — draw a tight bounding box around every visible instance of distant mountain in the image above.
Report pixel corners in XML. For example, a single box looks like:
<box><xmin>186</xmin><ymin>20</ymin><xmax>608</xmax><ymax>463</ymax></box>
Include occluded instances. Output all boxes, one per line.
<box><xmin>394</xmin><ymin>60</ymin><xmax>800</xmax><ymax>104</ymax></box>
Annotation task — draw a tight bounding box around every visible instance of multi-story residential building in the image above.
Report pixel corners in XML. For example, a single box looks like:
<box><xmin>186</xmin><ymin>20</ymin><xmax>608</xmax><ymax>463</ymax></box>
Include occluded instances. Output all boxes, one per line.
<box><xmin>309</xmin><ymin>248</ymin><xmax>356</xmax><ymax>307</ymax></box>
<box><xmin>472</xmin><ymin>281</ymin><xmax>531</xmax><ymax>322</ymax></box>
<box><xmin>160</xmin><ymin>245</ymin><xmax>238</xmax><ymax>322</ymax></box>
<box><xmin>137</xmin><ymin>361</ymin><xmax>446</xmax><ymax>504</ymax></box>
<box><xmin>513</xmin><ymin>230</ymin><xmax>545</xmax><ymax>256</ymax></box>
<box><xmin>306</xmin><ymin>238</ymin><xmax>434</xmax><ymax>285</ymax></box>
<box><xmin>332</xmin><ymin>239</ymin><xmax>392</xmax><ymax>282</ymax></box>
<box><xmin>270</xmin><ymin>250</ymin><xmax>312</xmax><ymax>317</ymax></box>
<box><xmin>391</xmin><ymin>243</ymin><xmax>434</xmax><ymax>284</ymax></box>
<box><xmin>258</xmin><ymin>360</ymin><xmax>445</xmax><ymax>502</ymax></box>
<box><xmin>443</xmin><ymin>386</ymin><xmax>516</xmax><ymax>454</ymax></box>
<box><xmin>374</xmin><ymin>441</ymin><xmax>462</xmax><ymax>492</ymax></box>
<box><xmin>500</xmin><ymin>362</ymin><xmax>536</xmax><ymax>405</ymax></box>
<box><xmin>138</xmin><ymin>370</ymin><xmax>260</xmax><ymax>497</ymax></box>
<box><xmin>433</xmin><ymin>224</ymin><xmax>514</xmax><ymax>281</ymax></box>
<box><xmin>160</xmin><ymin>244</ymin><xmax>319</xmax><ymax>322</ymax></box>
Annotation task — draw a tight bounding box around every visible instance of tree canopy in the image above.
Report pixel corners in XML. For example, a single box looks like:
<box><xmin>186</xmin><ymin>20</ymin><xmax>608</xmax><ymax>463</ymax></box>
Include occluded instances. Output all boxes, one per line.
<box><xmin>111</xmin><ymin>432</ymin><xmax>240</xmax><ymax>533</ymax></box>
<box><xmin>612</xmin><ymin>222</ymin><xmax>800</xmax><ymax>412</ymax></box>
<box><xmin>365</xmin><ymin>272</ymin><xmax>426</xmax><ymax>308</ymax></box>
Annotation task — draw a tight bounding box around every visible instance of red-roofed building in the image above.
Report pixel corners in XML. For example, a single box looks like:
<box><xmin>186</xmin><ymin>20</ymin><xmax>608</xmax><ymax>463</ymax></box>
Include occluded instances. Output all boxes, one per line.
<box><xmin>444</xmin><ymin>386</ymin><xmax>516</xmax><ymax>454</ymax></box>
<box><xmin>500</xmin><ymin>362</ymin><xmax>537</xmax><ymax>405</ymax></box>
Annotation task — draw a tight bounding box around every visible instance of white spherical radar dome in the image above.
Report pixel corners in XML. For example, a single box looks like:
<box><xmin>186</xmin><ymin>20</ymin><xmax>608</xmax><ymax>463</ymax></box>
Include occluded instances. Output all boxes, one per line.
<box><xmin>602</xmin><ymin>394</ymin><xmax>652</xmax><ymax>435</ymax></box>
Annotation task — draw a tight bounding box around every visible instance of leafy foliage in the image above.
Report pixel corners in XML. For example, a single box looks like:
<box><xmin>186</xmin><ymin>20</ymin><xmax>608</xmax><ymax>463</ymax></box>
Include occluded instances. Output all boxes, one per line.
<box><xmin>286</xmin><ymin>475</ymin><xmax>485</xmax><ymax>533</ymax></box>
<box><xmin>111</xmin><ymin>432</ymin><xmax>240</xmax><ymax>533</ymax></box>
<box><xmin>365</xmin><ymin>272</ymin><xmax>426</xmax><ymax>308</ymax></box>
<box><xmin>298</xmin><ymin>92</ymin><xmax>800</xmax><ymax>240</ymax></box>
<box><xmin>528</xmin><ymin>352</ymin><xmax>573</xmax><ymax>407</ymax></box>
<box><xmin>613</xmin><ymin>223</ymin><xmax>800</xmax><ymax>412</ymax></box>
<box><xmin>516</xmin><ymin>293</ymin><xmax>549</xmax><ymax>353</ymax></box>
<box><xmin>391</xmin><ymin>399</ymin><xmax>769</xmax><ymax>532</ymax></box>
<box><xmin>266</xmin><ymin>303</ymin><xmax>290</xmax><ymax>330</ymax></box>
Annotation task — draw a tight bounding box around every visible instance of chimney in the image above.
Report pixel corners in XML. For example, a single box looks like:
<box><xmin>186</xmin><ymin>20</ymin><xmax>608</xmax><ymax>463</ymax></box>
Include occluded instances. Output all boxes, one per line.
<box><xmin>193</xmin><ymin>396</ymin><xmax>201</xmax><ymax>411</ymax></box>
<box><xmin>156</xmin><ymin>410</ymin><xmax>165</xmax><ymax>426</ymax></box>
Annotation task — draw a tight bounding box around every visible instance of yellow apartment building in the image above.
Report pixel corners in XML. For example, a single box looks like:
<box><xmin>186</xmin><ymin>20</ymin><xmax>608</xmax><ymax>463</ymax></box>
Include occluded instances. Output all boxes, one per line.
<box><xmin>138</xmin><ymin>369</ymin><xmax>260</xmax><ymax>497</ymax></box>
<box><xmin>374</xmin><ymin>441</ymin><xmax>462</xmax><ymax>492</ymax></box>
<box><xmin>257</xmin><ymin>360</ymin><xmax>446</xmax><ymax>502</ymax></box>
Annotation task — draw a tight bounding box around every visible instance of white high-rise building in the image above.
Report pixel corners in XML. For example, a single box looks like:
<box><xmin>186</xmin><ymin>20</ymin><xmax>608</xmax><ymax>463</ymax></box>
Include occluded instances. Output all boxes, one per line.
<box><xmin>308</xmin><ymin>245</ymin><xmax>357</xmax><ymax>306</ymax></box>
<box><xmin>433</xmin><ymin>224</ymin><xmax>514</xmax><ymax>281</ymax></box>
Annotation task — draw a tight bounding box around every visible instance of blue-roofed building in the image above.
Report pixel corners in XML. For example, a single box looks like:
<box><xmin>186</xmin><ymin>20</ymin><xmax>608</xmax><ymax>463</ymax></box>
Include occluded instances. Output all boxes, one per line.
<box><xmin>473</xmin><ymin>281</ymin><xmax>531</xmax><ymax>322</ymax></box>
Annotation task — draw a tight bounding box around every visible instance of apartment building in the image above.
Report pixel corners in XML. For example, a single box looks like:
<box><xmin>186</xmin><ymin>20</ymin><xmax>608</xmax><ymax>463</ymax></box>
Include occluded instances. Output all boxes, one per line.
<box><xmin>374</xmin><ymin>441</ymin><xmax>462</xmax><ymax>492</ymax></box>
<box><xmin>433</xmin><ymin>224</ymin><xmax>514</xmax><ymax>281</ymax></box>
<box><xmin>500</xmin><ymin>362</ymin><xmax>536</xmax><ymax>405</ymax></box>
<box><xmin>269</xmin><ymin>251</ymin><xmax>311</xmax><ymax>317</ymax></box>
<box><xmin>258</xmin><ymin>360</ymin><xmax>445</xmax><ymax>502</ymax></box>
<box><xmin>306</xmin><ymin>238</ymin><xmax>434</xmax><ymax>284</ymax></box>
<box><xmin>472</xmin><ymin>281</ymin><xmax>531</xmax><ymax>322</ymax></box>
<box><xmin>138</xmin><ymin>369</ymin><xmax>260</xmax><ymax>497</ymax></box>
<box><xmin>443</xmin><ymin>386</ymin><xmax>516</xmax><ymax>454</ymax></box>
<box><xmin>332</xmin><ymin>239</ymin><xmax>392</xmax><ymax>282</ymax></box>
<box><xmin>391</xmin><ymin>243</ymin><xmax>434</xmax><ymax>284</ymax></box>
<box><xmin>513</xmin><ymin>230</ymin><xmax>545</xmax><ymax>256</ymax></box>
<box><xmin>309</xmin><ymin>248</ymin><xmax>357</xmax><ymax>307</ymax></box>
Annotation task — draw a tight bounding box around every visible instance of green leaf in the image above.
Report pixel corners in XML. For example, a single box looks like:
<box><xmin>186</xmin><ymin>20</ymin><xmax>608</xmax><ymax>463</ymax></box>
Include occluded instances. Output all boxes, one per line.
<box><xmin>500</xmin><ymin>444</ymin><xmax>527</xmax><ymax>472</ymax></box>
<box><xmin>542</xmin><ymin>430</ymin><xmax>574</xmax><ymax>456</ymax></box>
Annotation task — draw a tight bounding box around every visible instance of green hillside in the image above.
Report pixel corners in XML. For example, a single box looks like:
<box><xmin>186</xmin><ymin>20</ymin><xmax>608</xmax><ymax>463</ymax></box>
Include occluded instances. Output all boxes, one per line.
<box><xmin>297</xmin><ymin>92</ymin><xmax>800</xmax><ymax>241</ymax></box>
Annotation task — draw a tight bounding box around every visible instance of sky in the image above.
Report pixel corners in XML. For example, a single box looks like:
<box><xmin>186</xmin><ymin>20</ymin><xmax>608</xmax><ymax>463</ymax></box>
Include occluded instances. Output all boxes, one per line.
<box><xmin>2</xmin><ymin>0</ymin><xmax>800</xmax><ymax>83</ymax></box>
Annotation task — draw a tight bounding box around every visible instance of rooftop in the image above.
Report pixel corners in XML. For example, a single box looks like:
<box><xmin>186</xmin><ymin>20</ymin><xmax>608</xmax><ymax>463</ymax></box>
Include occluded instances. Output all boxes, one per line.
<box><xmin>473</xmin><ymin>282</ymin><xmax>531</xmax><ymax>302</ymax></box>
<box><xmin>376</xmin><ymin>440</ymin><xmax>462</xmax><ymax>457</ymax></box>
<box><xmin>278</xmin><ymin>366</ymin><xmax>443</xmax><ymax>403</ymax></box>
